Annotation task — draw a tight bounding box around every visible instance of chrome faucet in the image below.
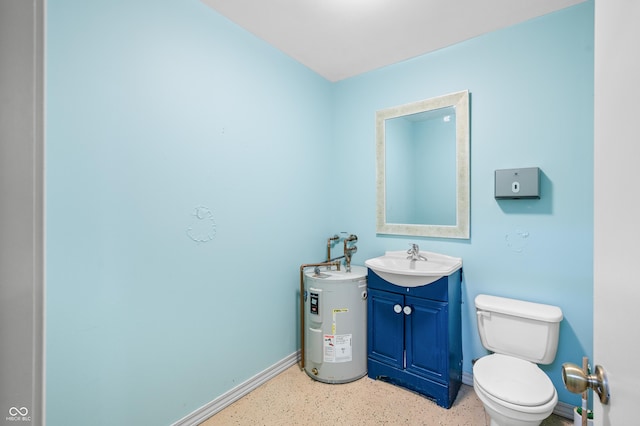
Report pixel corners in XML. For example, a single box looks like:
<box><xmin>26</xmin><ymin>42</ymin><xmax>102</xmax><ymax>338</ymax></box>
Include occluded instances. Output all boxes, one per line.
<box><xmin>407</xmin><ymin>243</ymin><xmax>427</xmax><ymax>261</ymax></box>
<box><xmin>344</xmin><ymin>234</ymin><xmax>358</xmax><ymax>272</ymax></box>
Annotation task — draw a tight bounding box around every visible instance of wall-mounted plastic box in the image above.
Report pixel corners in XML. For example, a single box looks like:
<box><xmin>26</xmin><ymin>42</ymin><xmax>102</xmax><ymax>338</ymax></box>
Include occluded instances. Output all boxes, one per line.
<box><xmin>494</xmin><ymin>167</ymin><xmax>540</xmax><ymax>199</ymax></box>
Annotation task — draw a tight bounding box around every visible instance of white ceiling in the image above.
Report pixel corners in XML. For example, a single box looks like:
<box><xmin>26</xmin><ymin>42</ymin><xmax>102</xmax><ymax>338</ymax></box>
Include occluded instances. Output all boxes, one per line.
<box><xmin>201</xmin><ymin>0</ymin><xmax>586</xmax><ymax>82</ymax></box>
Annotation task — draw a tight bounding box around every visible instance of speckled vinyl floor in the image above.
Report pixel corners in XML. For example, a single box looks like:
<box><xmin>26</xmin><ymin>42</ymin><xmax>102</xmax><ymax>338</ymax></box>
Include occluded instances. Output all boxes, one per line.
<box><xmin>200</xmin><ymin>365</ymin><xmax>573</xmax><ymax>426</ymax></box>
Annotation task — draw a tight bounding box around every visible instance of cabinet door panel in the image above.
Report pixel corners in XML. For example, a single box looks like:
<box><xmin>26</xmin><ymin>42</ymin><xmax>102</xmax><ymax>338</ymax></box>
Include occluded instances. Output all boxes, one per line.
<box><xmin>405</xmin><ymin>296</ymin><xmax>448</xmax><ymax>382</ymax></box>
<box><xmin>367</xmin><ymin>288</ymin><xmax>404</xmax><ymax>368</ymax></box>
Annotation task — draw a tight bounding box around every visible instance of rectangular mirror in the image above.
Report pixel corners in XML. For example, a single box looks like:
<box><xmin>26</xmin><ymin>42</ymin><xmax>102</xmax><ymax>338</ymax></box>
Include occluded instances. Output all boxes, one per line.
<box><xmin>376</xmin><ymin>90</ymin><xmax>470</xmax><ymax>239</ymax></box>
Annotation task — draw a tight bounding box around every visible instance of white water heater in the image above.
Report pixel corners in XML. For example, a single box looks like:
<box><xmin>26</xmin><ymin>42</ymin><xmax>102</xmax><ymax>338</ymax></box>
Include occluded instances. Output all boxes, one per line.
<box><xmin>304</xmin><ymin>265</ymin><xmax>367</xmax><ymax>383</ymax></box>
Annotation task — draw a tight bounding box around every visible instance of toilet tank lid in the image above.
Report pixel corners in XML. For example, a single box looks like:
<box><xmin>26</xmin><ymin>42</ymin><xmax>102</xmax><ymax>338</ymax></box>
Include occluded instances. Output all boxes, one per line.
<box><xmin>475</xmin><ymin>294</ymin><xmax>563</xmax><ymax>322</ymax></box>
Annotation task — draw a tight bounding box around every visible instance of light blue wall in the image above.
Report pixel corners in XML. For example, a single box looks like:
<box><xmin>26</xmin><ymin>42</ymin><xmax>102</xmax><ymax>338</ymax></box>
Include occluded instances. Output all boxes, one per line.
<box><xmin>333</xmin><ymin>1</ymin><xmax>594</xmax><ymax>407</ymax></box>
<box><xmin>46</xmin><ymin>0</ymin><xmax>333</xmax><ymax>424</ymax></box>
<box><xmin>385</xmin><ymin>115</ymin><xmax>457</xmax><ymax>225</ymax></box>
<box><xmin>46</xmin><ymin>0</ymin><xmax>593</xmax><ymax>424</ymax></box>
<box><xmin>412</xmin><ymin>117</ymin><xmax>457</xmax><ymax>224</ymax></box>
<box><xmin>384</xmin><ymin>117</ymin><xmax>413</xmax><ymax>222</ymax></box>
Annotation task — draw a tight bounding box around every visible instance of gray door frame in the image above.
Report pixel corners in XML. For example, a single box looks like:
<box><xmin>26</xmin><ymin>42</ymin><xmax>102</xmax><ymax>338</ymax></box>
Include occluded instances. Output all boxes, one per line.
<box><xmin>0</xmin><ymin>0</ymin><xmax>45</xmax><ymax>424</ymax></box>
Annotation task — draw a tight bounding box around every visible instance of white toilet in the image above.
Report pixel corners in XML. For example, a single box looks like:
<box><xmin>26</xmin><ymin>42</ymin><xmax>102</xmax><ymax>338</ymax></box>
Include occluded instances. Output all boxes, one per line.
<box><xmin>473</xmin><ymin>294</ymin><xmax>563</xmax><ymax>426</ymax></box>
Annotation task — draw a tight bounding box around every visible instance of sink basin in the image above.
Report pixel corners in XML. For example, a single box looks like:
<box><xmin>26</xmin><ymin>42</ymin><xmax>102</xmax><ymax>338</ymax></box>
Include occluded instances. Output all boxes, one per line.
<box><xmin>365</xmin><ymin>250</ymin><xmax>462</xmax><ymax>287</ymax></box>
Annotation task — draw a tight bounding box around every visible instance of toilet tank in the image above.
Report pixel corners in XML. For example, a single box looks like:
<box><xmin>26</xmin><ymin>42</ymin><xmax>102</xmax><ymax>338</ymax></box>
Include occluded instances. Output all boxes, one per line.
<box><xmin>475</xmin><ymin>294</ymin><xmax>563</xmax><ymax>364</ymax></box>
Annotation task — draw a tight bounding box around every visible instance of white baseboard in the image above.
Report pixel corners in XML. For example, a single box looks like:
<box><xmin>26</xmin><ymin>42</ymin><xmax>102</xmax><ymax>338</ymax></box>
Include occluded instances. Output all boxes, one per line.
<box><xmin>553</xmin><ymin>401</ymin><xmax>575</xmax><ymax>419</ymax></box>
<box><xmin>174</xmin><ymin>353</ymin><xmax>572</xmax><ymax>424</ymax></box>
<box><xmin>172</xmin><ymin>351</ymin><xmax>300</xmax><ymax>426</ymax></box>
<box><xmin>462</xmin><ymin>370</ymin><xmax>474</xmax><ymax>387</ymax></box>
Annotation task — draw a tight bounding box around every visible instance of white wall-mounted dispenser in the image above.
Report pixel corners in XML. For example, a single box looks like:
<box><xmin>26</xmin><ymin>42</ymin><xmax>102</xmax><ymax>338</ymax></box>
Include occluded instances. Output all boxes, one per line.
<box><xmin>495</xmin><ymin>167</ymin><xmax>540</xmax><ymax>199</ymax></box>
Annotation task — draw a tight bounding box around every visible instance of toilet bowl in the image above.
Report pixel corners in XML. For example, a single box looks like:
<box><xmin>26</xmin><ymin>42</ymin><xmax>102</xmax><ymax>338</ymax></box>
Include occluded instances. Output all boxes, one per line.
<box><xmin>473</xmin><ymin>295</ymin><xmax>563</xmax><ymax>426</ymax></box>
<box><xmin>473</xmin><ymin>354</ymin><xmax>557</xmax><ymax>426</ymax></box>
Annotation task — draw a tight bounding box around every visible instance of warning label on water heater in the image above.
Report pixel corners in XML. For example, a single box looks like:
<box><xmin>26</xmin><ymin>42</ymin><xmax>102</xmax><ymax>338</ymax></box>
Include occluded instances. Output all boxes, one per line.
<box><xmin>323</xmin><ymin>334</ymin><xmax>352</xmax><ymax>363</ymax></box>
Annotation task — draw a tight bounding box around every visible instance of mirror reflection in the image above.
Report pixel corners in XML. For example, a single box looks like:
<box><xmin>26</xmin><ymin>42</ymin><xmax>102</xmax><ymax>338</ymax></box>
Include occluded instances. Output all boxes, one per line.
<box><xmin>385</xmin><ymin>106</ymin><xmax>457</xmax><ymax>225</ymax></box>
<box><xmin>376</xmin><ymin>90</ymin><xmax>469</xmax><ymax>239</ymax></box>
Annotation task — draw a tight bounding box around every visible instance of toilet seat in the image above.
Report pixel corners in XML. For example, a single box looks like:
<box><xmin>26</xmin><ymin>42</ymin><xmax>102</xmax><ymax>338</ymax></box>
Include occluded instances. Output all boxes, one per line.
<box><xmin>473</xmin><ymin>354</ymin><xmax>555</xmax><ymax>407</ymax></box>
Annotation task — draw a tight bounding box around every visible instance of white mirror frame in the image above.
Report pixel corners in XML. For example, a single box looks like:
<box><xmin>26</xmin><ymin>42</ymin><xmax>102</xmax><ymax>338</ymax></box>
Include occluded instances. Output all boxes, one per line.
<box><xmin>376</xmin><ymin>90</ymin><xmax>470</xmax><ymax>239</ymax></box>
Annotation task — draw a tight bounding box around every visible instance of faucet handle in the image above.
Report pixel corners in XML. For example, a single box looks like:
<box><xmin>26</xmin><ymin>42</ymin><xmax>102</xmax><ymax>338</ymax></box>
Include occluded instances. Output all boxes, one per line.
<box><xmin>408</xmin><ymin>243</ymin><xmax>419</xmax><ymax>253</ymax></box>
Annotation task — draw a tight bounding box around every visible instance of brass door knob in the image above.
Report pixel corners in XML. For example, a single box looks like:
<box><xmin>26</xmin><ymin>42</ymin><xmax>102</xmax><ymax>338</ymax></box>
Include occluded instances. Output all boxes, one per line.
<box><xmin>562</xmin><ymin>362</ymin><xmax>610</xmax><ymax>404</ymax></box>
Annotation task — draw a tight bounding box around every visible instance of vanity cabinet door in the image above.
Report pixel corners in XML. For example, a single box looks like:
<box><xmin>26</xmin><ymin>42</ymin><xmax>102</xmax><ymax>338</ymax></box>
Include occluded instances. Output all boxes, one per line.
<box><xmin>404</xmin><ymin>296</ymin><xmax>448</xmax><ymax>383</ymax></box>
<box><xmin>367</xmin><ymin>288</ymin><xmax>404</xmax><ymax>369</ymax></box>
<box><xmin>366</xmin><ymin>268</ymin><xmax>462</xmax><ymax>409</ymax></box>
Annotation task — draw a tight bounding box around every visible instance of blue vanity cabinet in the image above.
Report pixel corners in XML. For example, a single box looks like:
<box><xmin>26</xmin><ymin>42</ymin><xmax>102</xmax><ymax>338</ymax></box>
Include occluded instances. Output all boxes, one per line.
<box><xmin>368</xmin><ymin>289</ymin><xmax>405</xmax><ymax>369</ymax></box>
<box><xmin>367</xmin><ymin>269</ymin><xmax>462</xmax><ymax>409</ymax></box>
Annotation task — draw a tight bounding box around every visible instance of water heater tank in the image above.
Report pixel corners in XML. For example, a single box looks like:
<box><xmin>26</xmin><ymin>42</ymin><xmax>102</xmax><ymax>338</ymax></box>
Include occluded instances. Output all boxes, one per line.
<box><xmin>304</xmin><ymin>265</ymin><xmax>367</xmax><ymax>383</ymax></box>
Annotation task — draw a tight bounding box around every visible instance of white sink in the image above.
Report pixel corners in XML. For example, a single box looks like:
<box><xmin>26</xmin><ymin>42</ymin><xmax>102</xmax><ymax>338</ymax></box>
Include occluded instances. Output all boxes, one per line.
<box><xmin>365</xmin><ymin>250</ymin><xmax>462</xmax><ymax>287</ymax></box>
